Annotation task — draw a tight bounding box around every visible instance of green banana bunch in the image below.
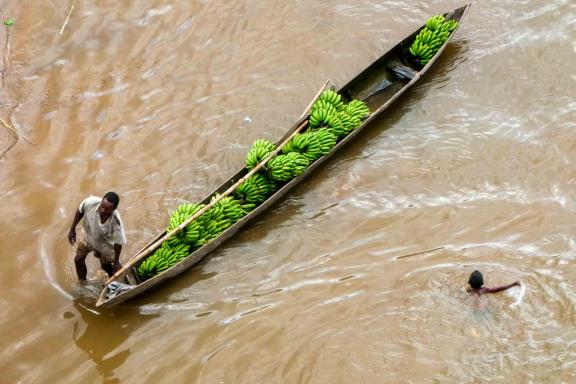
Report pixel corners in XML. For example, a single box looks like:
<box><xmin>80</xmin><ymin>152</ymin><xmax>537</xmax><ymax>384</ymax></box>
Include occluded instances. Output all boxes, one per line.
<box><xmin>427</xmin><ymin>30</ymin><xmax>451</xmax><ymax>52</ymax></box>
<box><xmin>426</xmin><ymin>15</ymin><xmax>445</xmax><ymax>31</ymax></box>
<box><xmin>346</xmin><ymin>100</ymin><xmax>370</xmax><ymax>120</ymax></box>
<box><xmin>136</xmin><ymin>254</ymin><xmax>156</xmax><ymax>281</ymax></box>
<box><xmin>310</xmin><ymin>109</ymin><xmax>347</xmax><ymax>138</ymax></box>
<box><xmin>246</xmin><ymin>139</ymin><xmax>276</xmax><ymax>170</ymax></box>
<box><xmin>201</xmin><ymin>219</ymin><xmax>232</xmax><ymax>243</ymax></box>
<box><xmin>267</xmin><ymin>152</ymin><xmax>310</xmax><ymax>182</ymax></box>
<box><xmin>241</xmin><ymin>203</ymin><xmax>257</xmax><ymax>212</ymax></box>
<box><xmin>137</xmin><ymin>243</ymin><xmax>171</xmax><ymax>280</ymax></box>
<box><xmin>309</xmin><ymin>107</ymin><xmax>335</xmax><ymax>128</ymax></box>
<box><xmin>285</xmin><ymin>152</ymin><xmax>309</xmax><ymax>177</ymax></box>
<box><xmin>214</xmin><ymin>196</ymin><xmax>246</xmax><ymax>224</ymax></box>
<box><xmin>444</xmin><ymin>19</ymin><xmax>458</xmax><ymax>32</ymax></box>
<box><xmin>195</xmin><ymin>195</ymin><xmax>248</xmax><ymax>245</ymax></box>
<box><xmin>409</xmin><ymin>40</ymin><xmax>434</xmax><ymax>63</ymax></box>
<box><xmin>338</xmin><ymin>100</ymin><xmax>370</xmax><ymax>134</ymax></box>
<box><xmin>310</xmin><ymin>99</ymin><xmax>338</xmax><ymax>115</ymax></box>
<box><xmin>282</xmin><ymin>132</ymin><xmax>323</xmax><ymax>162</ymax></box>
<box><xmin>199</xmin><ymin>201</ymin><xmax>233</xmax><ymax>243</ymax></box>
<box><xmin>159</xmin><ymin>243</ymin><xmax>190</xmax><ymax>271</ymax></box>
<box><xmin>428</xmin><ymin>15</ymin><xmax>458</xmax><ymax>33</ymax></box>
<box><xmin>166</xmin><ymin>203</ymin><xmax>205</xmax><ymax>247</ymax></box>
<box><xmin>410</xmin><ymin>14</ymin><xmax>459</xmax><ymax>65</ymax></box>
<box><xmin>267</xmin><ymin>155</ymin><xmax>295</xmax><ymax>182</ymax></box>
<box><xmin>336</xmin><ymin>111</ymin><xmax>358</xmax><ymax>134</ymax></box>
<box><xmin>317</xmin><ymin>90</ymin><xmax>344</xmax><ymax>111</ymax></box>
<box><xmin>235</xmin><ymin>172</ymin><xmax>277</xmax><ymax>205</ymax></box>
<box><xmin>309</xmin><ymin>128</ymin><xmax>337</xmax><ymax>155</ymax></box>
<box><xmin>309</xmin><ymin>89</ymin><xmax>370</xmax><ymax>138</ymax></box>
<box><xmin>415</xmin><ymin>28</ymin><xmax>437</xmax><ymax>45</ymax></box>
<box><xmin>218</xmin><ymin>196</ymin><xmax>247</xmax><ymax>223</ymax></box>
<box><xmin>137</xmin><ymin>242</ymin><xmax>191</xmax><ymax>280</ymax></box>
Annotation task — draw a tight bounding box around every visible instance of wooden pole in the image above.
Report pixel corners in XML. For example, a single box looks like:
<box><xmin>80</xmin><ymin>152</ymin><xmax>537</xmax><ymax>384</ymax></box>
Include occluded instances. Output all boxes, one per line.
<box><xmin>299</xmin><ymin>81</ymin><xmax>331</xmax><ymax>119</ymax></box>
<box><xmin>106</xmin><ymin>81</ymin><xmax>330</xmax><ymax>285</ymax></box>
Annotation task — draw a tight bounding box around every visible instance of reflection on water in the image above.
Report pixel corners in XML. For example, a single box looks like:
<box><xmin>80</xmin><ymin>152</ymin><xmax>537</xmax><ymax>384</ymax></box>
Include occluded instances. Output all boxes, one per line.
<box><xmin>1</xmin><ymin>0</ymin><xmax>575</xmax><ymax>382</ymax></box>
<box><xmin>71</xmin><ymin>299</ymin><xmax>158</xmax><ymax>384</ymax></box>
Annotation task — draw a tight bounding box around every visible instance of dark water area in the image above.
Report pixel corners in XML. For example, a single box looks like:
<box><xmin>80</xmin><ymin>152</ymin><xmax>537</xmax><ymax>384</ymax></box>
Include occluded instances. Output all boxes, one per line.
<box><xmin>0</xmin><ymin>1</ymin><xmax>574</xmax><ymax>382</ymax></box>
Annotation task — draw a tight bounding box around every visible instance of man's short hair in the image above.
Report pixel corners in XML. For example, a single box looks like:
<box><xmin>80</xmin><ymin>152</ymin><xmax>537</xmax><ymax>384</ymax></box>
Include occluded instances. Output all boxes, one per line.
<box><xmin>468</xmin><ymin>270</ymin><xmax>484</xmax><ymax>289</ymax></box>
<box><xmin>103</xmin><ymin>191</ymin><xmax>120</xmax><ymax>208</ymax></box>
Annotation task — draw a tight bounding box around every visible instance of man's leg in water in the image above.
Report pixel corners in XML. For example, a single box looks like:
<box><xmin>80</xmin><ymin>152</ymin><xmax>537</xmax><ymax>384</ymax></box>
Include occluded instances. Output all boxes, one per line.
<box><xmin>95</xmin><ymin>250</ymin><xmax>114</xmax><ymax>277</ymax></box>
<box><xmin>74</xmin><ymin>242</ymin><xmax>91</xmax><ymax>281</ymax></box>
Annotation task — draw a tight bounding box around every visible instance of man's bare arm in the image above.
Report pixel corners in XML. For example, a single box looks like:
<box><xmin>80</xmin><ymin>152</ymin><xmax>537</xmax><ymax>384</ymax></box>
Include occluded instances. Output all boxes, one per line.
<box><xmin>113</xmin><ymin>244</ymin><xmax>123</xmax><ymax>271</ymax></box>
<box><xmin>485</xmin><ymin>281</ymin><xmax>520</xmax><ymax>294</ymax></box>
<box><xmin>68</xmin><ymin>209</ymin><xmax>84</xmax><ymax>245</ymax></box>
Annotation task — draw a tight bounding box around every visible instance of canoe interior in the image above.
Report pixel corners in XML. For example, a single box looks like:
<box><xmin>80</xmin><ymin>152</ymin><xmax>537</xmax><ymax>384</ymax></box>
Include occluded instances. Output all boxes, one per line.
<box><xmin>97</xmin><ymin>4</ymin><xmax>470</xmax><ymax>307</ymax></box>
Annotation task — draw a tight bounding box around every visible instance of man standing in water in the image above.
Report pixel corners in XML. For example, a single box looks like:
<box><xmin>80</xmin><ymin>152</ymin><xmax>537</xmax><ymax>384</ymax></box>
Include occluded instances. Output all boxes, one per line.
<box><xmin>68</xmin><ymin>192</ymin><xmax>127</xmax><ymax>281</ymax></box>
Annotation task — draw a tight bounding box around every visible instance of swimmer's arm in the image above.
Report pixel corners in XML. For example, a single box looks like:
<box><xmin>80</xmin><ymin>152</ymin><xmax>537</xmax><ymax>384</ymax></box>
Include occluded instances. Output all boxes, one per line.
<box><xmin>485</xmin><ymin>281</ymin><xmax>520</xmax><ymax>294</ymax></box>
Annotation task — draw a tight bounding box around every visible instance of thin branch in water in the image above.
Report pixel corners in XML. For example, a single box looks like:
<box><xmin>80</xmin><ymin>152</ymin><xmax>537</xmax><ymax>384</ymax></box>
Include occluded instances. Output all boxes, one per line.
<box><xmin>60</xmin><ymin>0</ymin><xmax>77</xmax><ymax>35</ymax></box>
<box><xmin>395</xmin><ymin>246</ymin><xmax>445</xmax><ymax>260</ymax></box>
<box><xmin>0</xmin><ymin>116</ymin><xmax>35</xmax><ymax>144</ymax></box>
<box><xmin>2</xmin><ymin>23</ymin><xmax>11</xmax><ymax>87</ymax></box>
<box><xmin>0</xmin><ymin>131</ymin><xmax>17</xmax><ymax>159</ymax></box>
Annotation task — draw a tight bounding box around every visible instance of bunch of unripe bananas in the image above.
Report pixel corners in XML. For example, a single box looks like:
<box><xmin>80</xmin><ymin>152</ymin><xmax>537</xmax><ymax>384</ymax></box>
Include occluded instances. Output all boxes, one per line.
<box><xmin>282</xmin><ymin>128</ymin><xmax>338</xmax><ymax>163</ymax></box>
<box><xmin>345</xmin><ymin>100</ymin><xmax>371</xmax><ymax>122</ymax></box>
<box><xmin>242</xmin><ymin>90</ymin><xmax>369</xmax><ymax>184</ymax></box>
<box><xmin>267</xmin><ymin>152</ymin><xmax>310</xmax><ymax>182</ymax></box>
<box><xmin>313</xmin><ymin>128</ymin><xmax>338</xmax><ymax>154</ymax></box>
<box><xmin>308</xmin><ymin>90</ymin><xmax>370</xmax><ymax>138</ymax></box>
<box><xmin>234</xmin><ymin>172</ymin><xmax>277</xmax><ymax>205</ymax></box>
<box><xmin>137</xmin><ymin>197</ymin><xmax>251</xmax><ymax>280</ymax></box>
<box><xmin>283</xmin><ymin>131</ymin><xmax>323</xmax><ymax>161</ymax></box>
<box><xmin>197</xmin><ymin>195</ymin><xmax>250</xmax><ymax>244</ymax></box>
<box><xmin>166</xmin><ymin>203</ymin><xmax>205</xmax><ymax>247</ymax></box>
<box><xmin>246</xmin><ymin>139</ymin><xmax>276</xmax><ymax>170</ymax></box>
<box><xmin>137</xmin><ymin>242</ymin><xmax>190</xmax><ymax>280</ymax></box>
<box><xmin>409</xmin><ymin>15</ymin><xmax>458</xmax><ymax>65</ymax></box>
<box><xmin>311</xmin><ymin>90</ymin><xmax>345</xmax><ymax>112</ymax></box>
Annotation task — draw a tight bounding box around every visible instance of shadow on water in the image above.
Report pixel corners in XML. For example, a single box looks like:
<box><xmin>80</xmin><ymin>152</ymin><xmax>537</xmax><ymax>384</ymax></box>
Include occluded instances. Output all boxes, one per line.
<box><xmin>68</xmin><ymin>298</ymin><xmax>159</xmax><ymax>384</ymax></box>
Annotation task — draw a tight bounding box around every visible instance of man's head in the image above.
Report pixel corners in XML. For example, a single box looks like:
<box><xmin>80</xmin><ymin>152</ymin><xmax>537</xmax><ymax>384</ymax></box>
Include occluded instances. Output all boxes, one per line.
<box><xmin>468</xmin><ymin>270</ymin><xmax>484</xmax><ymax>289</ymax></box>
<box><xmin>99</xmin><ymin>191</ymin><xmax>120</xmax><ymax>217</ymax></box>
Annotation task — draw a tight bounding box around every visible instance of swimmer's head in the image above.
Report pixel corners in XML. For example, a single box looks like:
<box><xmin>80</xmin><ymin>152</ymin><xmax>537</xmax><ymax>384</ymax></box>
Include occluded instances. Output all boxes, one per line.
<box><xmin>468</xmin><ymin>270</ymin><xmax>484</xmax><ymax>289</ymax></box>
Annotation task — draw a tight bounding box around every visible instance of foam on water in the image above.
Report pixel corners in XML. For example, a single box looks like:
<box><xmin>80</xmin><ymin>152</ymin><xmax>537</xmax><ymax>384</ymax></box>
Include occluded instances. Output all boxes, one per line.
<box><xmin>506</xmin><ymin>283</ymin><xmax>526</xmax><ymax>308</ymax></box>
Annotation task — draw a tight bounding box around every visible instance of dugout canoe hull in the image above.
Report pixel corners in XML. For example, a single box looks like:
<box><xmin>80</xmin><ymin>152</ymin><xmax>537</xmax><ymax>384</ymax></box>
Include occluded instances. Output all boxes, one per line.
<box><xmin>97</xmin><ymin>4</ymin><xmax>471</xmax><ymax>307</ymax></box>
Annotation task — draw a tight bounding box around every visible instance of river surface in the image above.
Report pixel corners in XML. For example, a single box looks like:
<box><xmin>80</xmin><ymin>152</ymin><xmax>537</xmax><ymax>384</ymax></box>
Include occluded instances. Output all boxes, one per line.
<box><xmin>1</xmin><ymin>0</ymin><xmax>575</xmax><ymax>383</ymax></box>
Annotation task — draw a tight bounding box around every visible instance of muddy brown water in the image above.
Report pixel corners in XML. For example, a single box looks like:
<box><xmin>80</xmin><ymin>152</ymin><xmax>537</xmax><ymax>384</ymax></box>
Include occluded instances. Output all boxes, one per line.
<box><xmin>1</xmin><ymin>1</ymin><xmax>574</xmax><ymax>383</ymax></box>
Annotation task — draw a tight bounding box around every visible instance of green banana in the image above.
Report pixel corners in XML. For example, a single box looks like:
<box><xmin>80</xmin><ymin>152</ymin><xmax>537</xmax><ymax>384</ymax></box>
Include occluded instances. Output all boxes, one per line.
<box><xmin>410</xmin><ymin>15</ymin><xmax>458</xmax><ymax>66</ymax></box>
<box><xmin>267</xmin><ymin>152</ymin><xmax>310</xmax><ymax>182</ymax></box>
<box><xmin>246</xmin><ymin>139</ymin><xmax>276</xmax><ymax>170</ymax></box>
<box><xmin>318</xmin><ymin>90</ymin><xmax>344</xmax><ymax>111</ymax></box>
<box><xmin>235</xmin><ymin>172</ymin><xmax>277</xmax><ymax>205</ymax></box>
<box><xmin>282</xmin><ymin>132</ymin><xmax>323</xmax><ymax>162</ymax></box>
<box><xmin>309</xmin><ymin>107</ymin><xmax>336</xmax><ymax>128</ymax></box>
<box><xmin>166</xmin><ymin>203</ymin><xmax>205</xmax><ymax>247</ymax></box>
<box><xmin>310</xmin><ymin>128</ymin><xmax>337</xmax><ymax>155</ymax></box>
<box><xmin>137</xmin><ymin>242</ymin><xmax>191</xmax><ymax>280</ymax></box>
<box><xmin>310</xmin><ymin>99</ymin><xmax>338</xmax><ymax>114</ymax></box>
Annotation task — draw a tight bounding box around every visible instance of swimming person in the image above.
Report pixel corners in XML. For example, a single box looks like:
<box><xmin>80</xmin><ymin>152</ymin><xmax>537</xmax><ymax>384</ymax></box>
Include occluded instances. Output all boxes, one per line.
<box><xmin>467</xmin><ymin>270</ymin><xmax>520</xmax><ymax>295</ymax></box>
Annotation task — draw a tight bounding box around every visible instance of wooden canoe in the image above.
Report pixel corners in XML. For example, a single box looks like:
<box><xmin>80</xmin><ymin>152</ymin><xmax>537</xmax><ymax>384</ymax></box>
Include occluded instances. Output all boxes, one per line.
<box><xmin>96</xmin><ymin>4</ymin><xmax>471</xmax><ymax>307</ymax></box>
